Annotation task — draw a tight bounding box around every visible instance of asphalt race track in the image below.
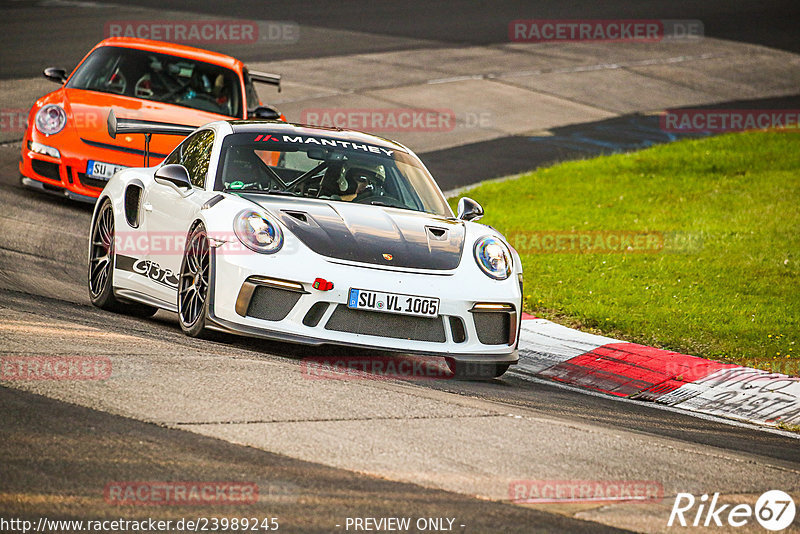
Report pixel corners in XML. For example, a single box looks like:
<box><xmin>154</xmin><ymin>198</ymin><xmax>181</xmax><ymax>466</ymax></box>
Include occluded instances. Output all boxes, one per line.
<box><xmin>4</xmin><ymin>0</ymin><xmax>800</xmax><ymax>78</ymax></box>
<box><xmin>1</xmin><ymin>2</ymin><xmax>799</xmax><ymax>533</ymax></box>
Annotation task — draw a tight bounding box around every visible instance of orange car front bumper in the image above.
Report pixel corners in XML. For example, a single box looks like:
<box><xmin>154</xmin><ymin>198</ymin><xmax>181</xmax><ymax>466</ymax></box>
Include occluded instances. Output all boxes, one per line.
<box><xmin>19</xmin><ymin>129</ymin><xmax>167</xmax><ymax>203</ymax></box>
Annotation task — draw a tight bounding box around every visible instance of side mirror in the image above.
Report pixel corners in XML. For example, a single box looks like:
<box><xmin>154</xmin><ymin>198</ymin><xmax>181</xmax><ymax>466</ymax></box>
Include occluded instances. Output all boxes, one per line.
<box><xmin>457</xmin><ymin>197</ymin><xmax>484</xmax><ymax>222</ymax></box>
<box><xmin>154</xmin><ymin>164</ymin><xmax>192</xmax><ymax>191</ymax></box>
<box><xmin>248</xmin><ymin>106</ymin><xmax>281</xmax><ymax>120</ymax></box>
<box><xmin>43</xmin><ymin>67</ymin><xmax>68</xmax><ymax>84</ymax></box>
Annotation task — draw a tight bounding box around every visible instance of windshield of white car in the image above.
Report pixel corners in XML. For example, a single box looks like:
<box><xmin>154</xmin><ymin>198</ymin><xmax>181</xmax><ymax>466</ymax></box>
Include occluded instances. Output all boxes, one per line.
<box><xmin>67</xmin><ymin>46</ymin><xmax>242</xmax><ymax>118</ymax></box>
<box><xmin>215</xmin><ymin>133</ymin><xmax>452</xmax><ymax>217</ymax></box>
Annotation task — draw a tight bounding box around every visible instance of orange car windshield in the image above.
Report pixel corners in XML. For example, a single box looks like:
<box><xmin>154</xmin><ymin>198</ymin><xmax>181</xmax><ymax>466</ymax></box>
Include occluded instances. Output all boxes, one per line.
<box><xmin>67</xmin><ymin>46</ymin><xmax>241</xmax><ymax>118</ymax></box>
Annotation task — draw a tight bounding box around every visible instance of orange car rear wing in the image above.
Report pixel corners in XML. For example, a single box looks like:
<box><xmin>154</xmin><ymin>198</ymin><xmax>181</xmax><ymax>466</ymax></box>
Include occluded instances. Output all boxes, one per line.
<box><xmin>249</xmin><ymin>70</ymin><xmax>282</xmax><ymax>92</ymax></box>
<box><xmin>107</xmin><ymin>109</ymin><xmax>196</xmax><ymax>167</ymax></box>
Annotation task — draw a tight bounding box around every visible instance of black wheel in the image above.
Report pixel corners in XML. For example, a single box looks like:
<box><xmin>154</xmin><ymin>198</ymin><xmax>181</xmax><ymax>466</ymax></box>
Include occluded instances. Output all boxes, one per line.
<box><xmin>88</xmin><ymin>199</ymin><xmax>157</xmax><ymax>317</ymax></box>
<box><xmin>178</xmin><ymin>223</ymin><xmax>212</xmax><ymax>337</ymax></box>
<box><xmin>446</xmin><ymin>359</ymin><xmax>510</xmax><ymax>380</ymax></box>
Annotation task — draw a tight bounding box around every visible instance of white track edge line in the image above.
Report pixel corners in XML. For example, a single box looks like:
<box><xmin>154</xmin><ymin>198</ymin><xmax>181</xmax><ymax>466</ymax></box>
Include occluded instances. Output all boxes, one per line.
<box><xmin>510</xmin><ymin>372</ymin><xmax>800</xmax><ymax>440</ymax></box>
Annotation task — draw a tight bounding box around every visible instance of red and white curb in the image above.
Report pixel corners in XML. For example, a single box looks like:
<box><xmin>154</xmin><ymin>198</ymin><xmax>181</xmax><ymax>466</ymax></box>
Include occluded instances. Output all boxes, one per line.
<box><xmin>516</xmin><ymin>315</ymin><xmax>800</xmax><ymax>428</ymax></box>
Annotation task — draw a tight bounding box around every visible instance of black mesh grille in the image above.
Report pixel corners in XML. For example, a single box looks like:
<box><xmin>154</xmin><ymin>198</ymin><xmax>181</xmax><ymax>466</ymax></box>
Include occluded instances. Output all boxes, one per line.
<box><xmin>77</xmin><ymin>172</ymin><xmax>107</xmax><ymax>189</ymax></box>
<box><xmin>448</xmin><ymin>316</ymin><xmax>467</xmax><ymax>343</ymax></box>
<box><xmin>325</xmin><ymin>306</ymin><xmax>446</xmax><ymax>343</ymax></box>
<box><xmin>303</xmin><ymin>302</ymin><xmax>329</xmax><ymax>327</ymax></box>
<box><xmin>473</xmin><ymin>312</ymin><xmax>511</xmax><ymax>345</ymax></box>
<box><xmin>246</xmin><ymin>286</ymin><xmax>302</xmax><ymax>321</ymax></box>
<box><xmin>31</xmin><ymin>159</ymin><xmax>60</xmax><ymax>180</ymax></box>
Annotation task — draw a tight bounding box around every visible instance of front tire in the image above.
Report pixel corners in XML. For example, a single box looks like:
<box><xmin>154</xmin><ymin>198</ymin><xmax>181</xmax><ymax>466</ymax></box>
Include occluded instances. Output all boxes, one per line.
<box><xmin>178</xmin><ymin>223</ymin><xmax>212</xmax><ymax>338</ymax></box>
<box><xmin>88</xmin><ymin>199</ymin><xmax>157</xmax><ymax>317</ymax></box>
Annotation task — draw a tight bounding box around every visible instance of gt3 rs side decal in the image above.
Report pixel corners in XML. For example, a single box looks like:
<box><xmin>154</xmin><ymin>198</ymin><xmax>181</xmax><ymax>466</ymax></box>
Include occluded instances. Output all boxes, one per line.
<box><xmin>116</xmin><ymin>255</ymin><xmax>179</xmax><ymax>290</ymax></box>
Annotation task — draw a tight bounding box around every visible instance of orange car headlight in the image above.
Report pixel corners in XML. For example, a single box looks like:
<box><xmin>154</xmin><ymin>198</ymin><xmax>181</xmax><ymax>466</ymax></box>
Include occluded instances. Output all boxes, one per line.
<box><xmin>35</xmin><ymin>104</ymin><xmax>67</xmax><ymax>136</ymax></box>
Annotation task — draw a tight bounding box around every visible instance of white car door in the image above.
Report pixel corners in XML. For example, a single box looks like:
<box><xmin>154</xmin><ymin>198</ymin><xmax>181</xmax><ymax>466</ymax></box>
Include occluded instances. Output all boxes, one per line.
<box><xmin>141</xmin><ymin>129</ymin><xmax>216</xmax><ymax>305</ymax></box>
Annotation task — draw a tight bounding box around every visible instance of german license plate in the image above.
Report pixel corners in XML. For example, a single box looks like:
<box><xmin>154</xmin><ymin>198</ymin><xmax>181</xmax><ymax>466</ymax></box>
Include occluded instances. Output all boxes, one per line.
<box><xmin>86</xmin><ymin>160</ymin><xmax>126</xmax><ymax>181</ymax></box>
<box><xmin>347</xmin><ymin>288</ymin><xmax>439</xmax><ymax>318</ymax></box>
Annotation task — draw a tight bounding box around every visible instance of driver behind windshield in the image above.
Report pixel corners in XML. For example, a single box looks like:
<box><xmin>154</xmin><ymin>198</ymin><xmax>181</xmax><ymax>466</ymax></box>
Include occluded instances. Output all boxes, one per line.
<box><xmin>336</xmin><ymin>167</ymin><xmax>382</xmax><ymax>201</ymax></box>
<box><xmin>317</xmin><ymin>164</ymin><xmax>382</xmax><ymax>201</ymax></box>
<box><xmin>214</xmin><ymin>133</ymin><xmax>451</xmax><ymax>216</ymax></box>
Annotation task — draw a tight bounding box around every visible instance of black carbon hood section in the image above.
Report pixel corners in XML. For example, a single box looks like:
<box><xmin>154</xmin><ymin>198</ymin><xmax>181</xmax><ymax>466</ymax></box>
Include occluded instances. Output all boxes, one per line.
<box><xmin>240</xmin><ymin>195</ymin><xmax>465</xmax><ymax>270</ymax></box>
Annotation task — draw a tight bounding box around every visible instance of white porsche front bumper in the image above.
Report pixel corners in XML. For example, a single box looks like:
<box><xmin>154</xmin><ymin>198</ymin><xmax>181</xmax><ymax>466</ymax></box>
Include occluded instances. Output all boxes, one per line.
<box><xmin>206</xmin><ymin>241</ymin><xmax>521</xmax><ymax>364</ymax></box>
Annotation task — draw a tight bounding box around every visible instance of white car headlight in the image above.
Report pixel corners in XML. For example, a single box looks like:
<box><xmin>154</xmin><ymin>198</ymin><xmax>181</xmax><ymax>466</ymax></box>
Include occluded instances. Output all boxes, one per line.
<box><xmin>233</xmin><ymin>209</ymin><xmax>283</xmax><ymax>254</ymax></box>
<box><xmin>35</xmin><ymin>104</ymin><xmax>67</xmax><ymax>135</ymax></box>
<box><xmin>474</xmin><ymin>236</ymin><xmax>512</xmax><ymax>280</ymax></box>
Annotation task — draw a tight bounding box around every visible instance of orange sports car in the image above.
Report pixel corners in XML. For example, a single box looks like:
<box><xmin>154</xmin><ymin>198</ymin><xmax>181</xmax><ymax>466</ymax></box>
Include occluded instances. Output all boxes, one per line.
<box><xmin>20</xmin><ymin>37</ymin><xmax>284</xmax><ymax>203</ymax></box>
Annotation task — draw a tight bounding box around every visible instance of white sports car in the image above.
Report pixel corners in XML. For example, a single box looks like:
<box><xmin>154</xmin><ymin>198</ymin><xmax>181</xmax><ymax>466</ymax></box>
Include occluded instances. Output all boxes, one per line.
<box><xmin>88</xmin><ymin>113</ymin><xmax>522</xmax><ymax>378</ymax></box>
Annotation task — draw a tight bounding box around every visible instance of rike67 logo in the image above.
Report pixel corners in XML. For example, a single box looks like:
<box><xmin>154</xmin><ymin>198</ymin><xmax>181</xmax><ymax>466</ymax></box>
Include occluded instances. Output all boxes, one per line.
<box><xmin>668</xmin><ymin>490</ymin><xmax>796</xmax><ymax>531</ymax></box>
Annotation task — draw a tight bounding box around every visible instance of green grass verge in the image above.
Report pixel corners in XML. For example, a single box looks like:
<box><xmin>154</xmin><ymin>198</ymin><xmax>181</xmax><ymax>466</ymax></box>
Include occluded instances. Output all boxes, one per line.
<box><xmin>449</xmin><ymin>131</ymin><xmax>799</xmax><ymax>373</ymax></box>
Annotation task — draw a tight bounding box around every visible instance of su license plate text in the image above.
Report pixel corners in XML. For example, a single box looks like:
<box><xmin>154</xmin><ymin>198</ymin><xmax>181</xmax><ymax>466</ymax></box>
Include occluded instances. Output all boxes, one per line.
<box><xmin>348</xmin><ymin>288</ymin><xmax>439</xmax><ymax>318</ymax></box>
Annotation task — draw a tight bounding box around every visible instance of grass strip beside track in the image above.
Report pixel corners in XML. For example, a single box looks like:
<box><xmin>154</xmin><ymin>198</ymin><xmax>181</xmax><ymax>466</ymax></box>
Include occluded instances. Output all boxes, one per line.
<box><xmin>449</xmin><ymin>131</ymin><xmax>799</xmax><ymax>373</ymax></box>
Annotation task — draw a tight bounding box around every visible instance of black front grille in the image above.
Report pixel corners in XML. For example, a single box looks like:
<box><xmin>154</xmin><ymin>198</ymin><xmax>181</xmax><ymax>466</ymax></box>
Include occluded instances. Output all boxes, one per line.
<box><xmin>31</xmin><ymin>159</ymin><xmax>60</xmax><ymax>180</ymax></box>
<box><xmin>473</xmin><ymin>312</ymin><xmax>511</xmax><ymax>345</ymax></box>
<box><xmin>325</xmin><ymin>306</ymin><xmax>446</xmax><ymax>343</ymax></box>
<box><xmin>246</xmin><ymin>286</ymin><xmax>302</xmax><ymax>321</ymax></box>
<box><xmin>77</xmin><ymin>172</ymin><xmax>107</xmax><ymax>189</ymax></box>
